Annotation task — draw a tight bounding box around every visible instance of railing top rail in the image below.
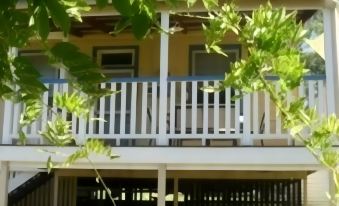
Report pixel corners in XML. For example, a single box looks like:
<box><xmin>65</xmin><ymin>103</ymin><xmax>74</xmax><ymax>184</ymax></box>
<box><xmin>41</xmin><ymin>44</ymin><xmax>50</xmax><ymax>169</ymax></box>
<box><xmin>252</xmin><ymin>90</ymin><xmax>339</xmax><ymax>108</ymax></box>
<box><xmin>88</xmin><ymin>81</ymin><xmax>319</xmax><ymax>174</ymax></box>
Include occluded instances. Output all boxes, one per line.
<box><xmin>167</xmin><ymin>74</ymin><xmax>326</xmax><ymax>82</ymax></box>
<box><xmin>40</xmin><ymin>77</ymin><xmax>160</xmax><ymax>84</ymax></box>
<box><xmin>40</xmin><ymin>75</ymin><xmax>326</xmax><ymax>84</ymax></box>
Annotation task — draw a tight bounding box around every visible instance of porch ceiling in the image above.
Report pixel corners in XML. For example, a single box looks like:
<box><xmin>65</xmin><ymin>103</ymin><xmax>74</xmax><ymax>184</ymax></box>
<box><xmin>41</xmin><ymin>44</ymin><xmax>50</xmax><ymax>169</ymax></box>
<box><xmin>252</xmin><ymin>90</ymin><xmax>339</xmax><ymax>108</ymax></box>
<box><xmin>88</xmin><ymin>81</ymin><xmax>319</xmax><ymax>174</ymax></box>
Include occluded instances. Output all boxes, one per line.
<box><xmin>53</xmin><ymin>10</ymin><xmax>316</xmax><ymax>37</ymax></box>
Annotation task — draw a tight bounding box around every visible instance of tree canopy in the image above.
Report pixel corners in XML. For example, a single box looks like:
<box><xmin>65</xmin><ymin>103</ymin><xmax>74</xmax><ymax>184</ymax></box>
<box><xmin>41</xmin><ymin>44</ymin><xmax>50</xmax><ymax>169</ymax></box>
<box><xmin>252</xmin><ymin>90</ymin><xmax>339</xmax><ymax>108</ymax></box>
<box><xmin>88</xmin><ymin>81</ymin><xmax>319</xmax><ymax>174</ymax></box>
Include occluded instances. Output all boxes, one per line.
<box><xmin>1</xmin><ymin>0</ymin><xmax>339</xmax><ymax>203</ymax></box>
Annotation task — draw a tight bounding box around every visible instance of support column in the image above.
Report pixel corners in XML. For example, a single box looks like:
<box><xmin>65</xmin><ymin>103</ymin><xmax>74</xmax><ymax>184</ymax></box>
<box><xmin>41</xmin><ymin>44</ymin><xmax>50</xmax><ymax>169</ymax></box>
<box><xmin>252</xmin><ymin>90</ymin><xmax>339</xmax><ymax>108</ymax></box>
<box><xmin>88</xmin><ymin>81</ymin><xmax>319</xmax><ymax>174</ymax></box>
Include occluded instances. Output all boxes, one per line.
<box><xmin>158</xmin><ymin>11</ymin><xmax>170</xmax><ymax>145</ymax></box>
<box><xmin>333</xmin><ymin>4</ymin><xmax>339</xmax><ymax>115</ymax></box>
<box><xmin>2</xmin><ymin>48</ymin><xmax>18</xmax><ymax>145</ymax></box>
<box><xmin>173</xmin><ymin>177</ymin><xmax>179</xmax><ymax>206</ymax></box>
<box><xmin>157</xmin><ymin>164</ymin><xmax>166</xmax><ymax>206</ymax></box>
<box><xmin>323</xmin><ymin>7</ymin><xmax>339</xmax><ymax>204</ymax></box>
<box><xmin>0</xmin><ymin>162</ymin><xmax>9</xmax><ymax>206</ymax></box>
<box><xmin>53</xmin><ymin>174</ymin><xmax>59</xmax><ymax>206</ymax></box>
<box><xmin>323</xmin><ymin>7</ymin><xmax>338</xmax><ymax>115</ymax></box>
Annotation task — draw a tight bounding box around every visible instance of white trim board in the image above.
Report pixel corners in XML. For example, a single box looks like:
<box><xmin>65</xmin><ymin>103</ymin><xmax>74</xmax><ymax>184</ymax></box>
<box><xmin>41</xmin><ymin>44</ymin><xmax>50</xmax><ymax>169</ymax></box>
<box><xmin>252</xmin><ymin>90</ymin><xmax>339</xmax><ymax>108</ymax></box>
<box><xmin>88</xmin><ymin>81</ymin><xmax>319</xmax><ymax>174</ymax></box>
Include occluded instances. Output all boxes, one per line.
<box><xmin>0</xmin><ymin>146</ymin><xmax>322</xmax><ymax>171</ymax></box>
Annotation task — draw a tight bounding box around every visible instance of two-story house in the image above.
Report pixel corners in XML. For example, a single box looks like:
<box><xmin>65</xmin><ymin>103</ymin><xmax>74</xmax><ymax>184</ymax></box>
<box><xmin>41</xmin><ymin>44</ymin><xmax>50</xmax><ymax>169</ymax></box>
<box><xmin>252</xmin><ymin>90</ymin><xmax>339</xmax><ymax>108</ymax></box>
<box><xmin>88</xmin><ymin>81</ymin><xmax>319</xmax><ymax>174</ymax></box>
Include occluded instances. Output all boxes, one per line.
<box><xmin>1</xmin><ymin>0</ymin><xmax>339</xmax><ymax>205</ymax></box>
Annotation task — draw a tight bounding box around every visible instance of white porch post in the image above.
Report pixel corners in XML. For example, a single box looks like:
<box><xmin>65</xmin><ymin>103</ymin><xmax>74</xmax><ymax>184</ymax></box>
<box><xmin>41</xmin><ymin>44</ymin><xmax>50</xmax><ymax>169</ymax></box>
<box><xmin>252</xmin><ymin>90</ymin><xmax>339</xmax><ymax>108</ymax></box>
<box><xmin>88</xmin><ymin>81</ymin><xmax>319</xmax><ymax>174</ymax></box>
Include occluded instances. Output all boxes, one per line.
<box><xmin>0</xmin><ymin>161</ymin><xmax>9</xmax><ymax>206</ymax></box>
<box><xmin>323</xmin><ymin>5</ymin><xmax>339</xmax><ymax>204</ymax></box>
<box><xmin>2</xmin><ymin>48</ymin><xmax>18</xmax><ymax>145</ymax></box>
<box><xmin>157</xmin><ymin>164</ymin><xmax>166</xmax><ymax>206</ymax></box>
<box><xmin>158</xmin><ymin>11</ymin><xmax>170</xmax><ymax>145</ymax></box>
<box><xmin>323</xmin><ymin>7</ymin><xmax>338</xmax><ymax>115</ymax></box>
<box><xmin>332</xmin><ymin>4</ymin><xmax>339</xmax><ymax>115</ymax></box>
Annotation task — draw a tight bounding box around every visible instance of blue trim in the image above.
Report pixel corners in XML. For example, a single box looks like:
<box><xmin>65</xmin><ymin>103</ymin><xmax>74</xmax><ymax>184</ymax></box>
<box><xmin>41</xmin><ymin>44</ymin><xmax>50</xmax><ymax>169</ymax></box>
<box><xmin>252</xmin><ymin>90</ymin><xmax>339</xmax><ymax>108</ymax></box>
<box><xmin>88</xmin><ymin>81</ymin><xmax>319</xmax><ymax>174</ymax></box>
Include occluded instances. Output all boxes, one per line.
<box><xmin>41</xmin><ymin>75</ymin><xmax>326</xmax><ymax>84</ymax></box>
<box><xmin>168</xmin><ymin>75</ymin><xmax>326</xmax><ymax>82</ymax></box>
<box><xmin>265</xmin><ymin>75</ymin><xmax>326</xmax><ymax>81</ymax></box>
<box><xmin>303</xmin><ymin>75</ymin><xmax>326</xmax><ymax>80</ymax></box>
<box><xmin>41</xmin><ymin>77</ymin><xmax>160</xmax><ymax>84</ymax></box>
<box><xmin>108</xmin><ymin>77</ymin><xmax>159</xmax><ymax>83</ymax></box>
<box><xmin>40</xmin><ymin>78</ymin><xmax>67</xmax><ymax>83</ymax></box>
<box><xmin>168</xmin><ymin>75</ymin><xmax>224</xmax><ymax>81</ymax></box>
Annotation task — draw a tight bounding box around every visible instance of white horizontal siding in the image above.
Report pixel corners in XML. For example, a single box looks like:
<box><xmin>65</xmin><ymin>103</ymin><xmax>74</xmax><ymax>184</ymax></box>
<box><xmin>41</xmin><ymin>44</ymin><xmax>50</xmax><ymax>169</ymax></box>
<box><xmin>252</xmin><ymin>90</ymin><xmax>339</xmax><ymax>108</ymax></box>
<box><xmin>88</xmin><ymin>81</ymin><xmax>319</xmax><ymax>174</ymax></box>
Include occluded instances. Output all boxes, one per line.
<box><xmin>307</xmin><ymin>170</ymin><xmax>331</xmax><ymax>206</ymax></box>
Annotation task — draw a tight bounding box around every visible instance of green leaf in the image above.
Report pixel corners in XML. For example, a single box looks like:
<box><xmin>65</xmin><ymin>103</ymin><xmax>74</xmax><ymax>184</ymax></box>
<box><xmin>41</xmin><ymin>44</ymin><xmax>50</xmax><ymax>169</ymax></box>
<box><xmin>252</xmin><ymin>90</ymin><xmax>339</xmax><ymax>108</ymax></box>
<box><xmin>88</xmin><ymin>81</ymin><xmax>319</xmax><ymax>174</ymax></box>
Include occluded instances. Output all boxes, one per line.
<box><xmin>49</xmin><ymin>42</ymin><xmax>110</xmax><ymax>98</ymax></box>
<box><xmin>46</xmin><ymin>0</ymin><xmax>70</xmax><ymax>35</ymax></box>
<box><xmin>0</xmin><ymin>84</ymin><xmax>13</xmax><ymax>97</ymax></box>
<box><xmin>187</xmin><ymin>0</ymin><xmax>197</xmax><ymax>7</ymax></box>
<box><xmin>112</xmin><ymin>0</ymin><xmax>136</xmax><ymax>17</ymax></box>
<box><xmin>18</xmin><ymin>130</ymin><xmax>27</xmax><ymax>145</ymax></box>
<box><xmin>54</xmin><ymin>92</ymin><xmax>89</xmax><ymax>117</ymax></box>
<box><xmin>20</xmin><ymin>98</ymin><xmax>43</xmax><ymax>127</ymax></box>
<box><xmin>110</xmin><ymin>18</ymin><xmax>131</xmax><ymax>36</ymax></box>
<box><xmin>35</xmin><ymin>6</ymin><xmax>50</xmax><ymax>40</ymax></box>
<box><xmin>96</xmin><ymin>0</ymin><xmax>109</xmax><ymax>9</ymax></box>
<box><xmin>47</xmin><ymin>156</ymin><xmax>54</xmax><ymax>174</ymax></box>
<box><xmin>40</xmin><ymin>115</ymin><xmax>75</xmax><ymax>146</ymax></box>
<box><xmin>131</xmin><ymin>11</ymin><xmax>151</xmax><ymax>39</ymax></box>
<box><xmin>202</xmin><ymin>0</ymin><xmax>218</xmax><ymax>10</ymax></box>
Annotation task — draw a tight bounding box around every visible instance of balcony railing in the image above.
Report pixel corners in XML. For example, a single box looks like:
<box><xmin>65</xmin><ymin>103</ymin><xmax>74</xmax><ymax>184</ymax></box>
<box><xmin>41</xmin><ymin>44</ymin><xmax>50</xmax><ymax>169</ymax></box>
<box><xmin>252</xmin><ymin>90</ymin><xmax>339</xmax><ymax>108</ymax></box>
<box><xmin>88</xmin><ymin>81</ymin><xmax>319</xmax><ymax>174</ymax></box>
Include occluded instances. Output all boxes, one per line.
<box><xmin>3</xmin><ymin>75</ymin><xmax>327</xmax><ymax>146</ymax></box>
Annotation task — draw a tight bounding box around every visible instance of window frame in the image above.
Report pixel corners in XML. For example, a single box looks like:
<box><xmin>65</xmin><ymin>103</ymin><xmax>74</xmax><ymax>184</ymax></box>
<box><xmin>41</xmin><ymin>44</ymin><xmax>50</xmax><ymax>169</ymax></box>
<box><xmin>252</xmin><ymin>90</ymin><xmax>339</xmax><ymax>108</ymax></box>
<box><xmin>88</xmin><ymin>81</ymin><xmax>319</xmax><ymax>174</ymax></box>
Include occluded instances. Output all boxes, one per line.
<box><xmin>189</xmin><ymin>44</ymin><xmax>242</xmax><ymax>76</ymax></box>
<box><xmin>93</xmin><ymin>46</ymin><xmax>139</xmax><ymax>77</ymax></box>
<box><xmin>18</xmin><ymin>50</ymin><xmax>61</xmax><ymax>79</ymax></box>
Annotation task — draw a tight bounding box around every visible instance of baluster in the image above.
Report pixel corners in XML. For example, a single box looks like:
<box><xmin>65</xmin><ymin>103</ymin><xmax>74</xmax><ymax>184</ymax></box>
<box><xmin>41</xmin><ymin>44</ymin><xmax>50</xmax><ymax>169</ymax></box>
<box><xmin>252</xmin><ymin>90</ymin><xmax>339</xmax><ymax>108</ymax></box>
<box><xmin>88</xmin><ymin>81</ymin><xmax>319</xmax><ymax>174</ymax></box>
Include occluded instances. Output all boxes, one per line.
<box><xmin>308</xmin><ymin>80</ymin><xmax>316</xmax><ymax>108</ymax></box>
<box><xmin>225</xmin><ymin>88</ymin><xmax>231</xmax><ymax>135</ymax></box>
<box><xmin>203</xmin><ymin>81</ymin><xmax>209</xmax><ymax>135</ymax></box>
<box><xmin>252</xmin><ymin>92</ymin><xmax>259</xmax><ymax>135</ymax></box>
<box><xmin>169</xmin><ymin>82</ymin><xmax>176</xmax><ymax>134</ymax></box>
<box><xmin>98</xmin><ymin>83</ymin><xmax>106</xmax><ymax>135</ymax></box>
<box><xmin>109</xmin><ymin>83</ymin><xmax>116</xmax><ymax>135</ymax></box>
<box><xmin>130</xmin><ymin>82</ymin><xmax>137</xmax><ymax>135</ymax></box>
<box><xmin>151</xmin><ymin>82</ymin><xmax>158</xmax><ymax>134</ymax></box>
<box><xmin>180</xmin><ymin>81</ymin><xmax>186</xmax><ymax>134</ymax></box>
<box><xmin>191</xmin><ymin>81</ymin><xmax>197</xmax><ymax>135</ymax></box>
<box><xmin>141</xmin><ymin>82</ymin><xmax>148</xmax><ymax>134</ymax></box>
<box><xmin>275</xmin><ymin>83</ymin><xmax>281</xmax><ymax>135</ymax></box>
<box><xmin>235</xmin><ymin>90</ymin><xmax>240</xmax><ymax>134</ymax></box>
<box><xmin>213</xmin><ymin>81</ymin><xmax>219</xmax><ymax>134</ymax></box>
<box><xmin>264</xmin><ymin>91</ymin><xmax>270</xmax><ymax>135</ymax></box>
<box><xmin>317</xmin><ymin>80</ymin><xmax>325</xmax><ymax>116</ymax></box>
<box><xmin>120</xmin><ymin>83</ymin><xmax>127</xmax><ymax>134</ymax></box>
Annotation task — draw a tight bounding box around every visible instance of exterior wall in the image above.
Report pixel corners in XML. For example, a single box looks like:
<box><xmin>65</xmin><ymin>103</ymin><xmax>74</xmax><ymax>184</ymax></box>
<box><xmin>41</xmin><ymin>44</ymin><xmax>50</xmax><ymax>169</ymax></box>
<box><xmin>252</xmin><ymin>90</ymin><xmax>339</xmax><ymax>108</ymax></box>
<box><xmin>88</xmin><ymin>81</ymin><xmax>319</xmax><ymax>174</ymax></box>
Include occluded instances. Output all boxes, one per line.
<box><xmin>8</xmin><ymin>172</ymin><xmax>36</xmax><ymax>192</ymax></box>
<box><xmin>168</xmin><ymin>31</ymin><xmax>245</xmax><ymax>76</ymax></box>
<box><xmin>25</xmin><ymin>31</ymin><xmax>244</xmax><ymax>77</ymax></box>
<box><xmin>307</xmin><ymin>170</ymin><xmax>331</xmax><ymax>206</ymax></box>
<box><xmin>57</xmin><ymin>176</ymin><xmax>77</xmax><ymax>206</ymax></box>
<box><xmin>11</xmin><ymin>176</ymin><xmax>55</xmax><ymax>206</ymax></box>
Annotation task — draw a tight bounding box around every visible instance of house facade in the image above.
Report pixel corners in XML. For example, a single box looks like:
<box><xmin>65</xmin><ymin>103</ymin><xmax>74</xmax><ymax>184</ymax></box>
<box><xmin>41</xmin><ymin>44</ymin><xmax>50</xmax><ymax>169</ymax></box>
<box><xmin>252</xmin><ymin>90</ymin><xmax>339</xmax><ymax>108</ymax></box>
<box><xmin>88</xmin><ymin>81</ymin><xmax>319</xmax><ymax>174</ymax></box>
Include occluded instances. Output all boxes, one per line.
<box><xmin>1</xmin><ymin>0</ymin><xmax>339</xmax><ymax>205</ymax></box>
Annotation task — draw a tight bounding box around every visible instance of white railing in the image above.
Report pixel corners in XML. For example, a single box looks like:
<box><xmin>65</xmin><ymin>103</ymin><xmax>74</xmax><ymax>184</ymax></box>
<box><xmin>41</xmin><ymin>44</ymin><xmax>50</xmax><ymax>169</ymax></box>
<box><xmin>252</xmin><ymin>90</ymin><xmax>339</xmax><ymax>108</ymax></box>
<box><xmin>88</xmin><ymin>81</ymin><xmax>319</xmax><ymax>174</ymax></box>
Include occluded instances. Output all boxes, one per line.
<box><xmin>3</xmin><ymin>75</ymin><xmax>327</xmax><ymax>146</ymax></box>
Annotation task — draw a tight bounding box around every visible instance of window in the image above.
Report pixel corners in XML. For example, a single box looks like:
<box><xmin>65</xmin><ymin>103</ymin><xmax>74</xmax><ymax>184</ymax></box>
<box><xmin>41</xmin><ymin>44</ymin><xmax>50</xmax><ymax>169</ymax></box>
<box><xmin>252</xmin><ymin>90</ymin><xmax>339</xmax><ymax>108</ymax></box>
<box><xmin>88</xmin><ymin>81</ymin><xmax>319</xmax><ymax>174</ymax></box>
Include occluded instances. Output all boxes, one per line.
<box><xmin>18</xmin><ymin>51</ymin><xmax>59</xmax><ymax>79</ymax></box>
<box><xmin>190</xmin><ymin>45</ymin><xmax>241</xmax><ymax>76</ymax></box>
<box><xmin>93</xmin><ymin>46</ymin><xmax>138</xmax><ymax>78</ymax></box>
<box><xmin>189</xmin><ymin>45</ymin><xmax>241</xmax><ymax>104</ymax></box>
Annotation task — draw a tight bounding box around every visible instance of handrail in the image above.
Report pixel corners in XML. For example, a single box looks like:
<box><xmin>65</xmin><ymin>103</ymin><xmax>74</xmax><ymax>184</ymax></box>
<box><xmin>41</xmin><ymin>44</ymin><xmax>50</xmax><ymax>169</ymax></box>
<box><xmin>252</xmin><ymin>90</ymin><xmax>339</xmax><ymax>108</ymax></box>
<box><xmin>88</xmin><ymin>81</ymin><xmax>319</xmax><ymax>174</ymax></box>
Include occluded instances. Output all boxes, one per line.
<box><xmin>40</xmin><ymin>76</ymin><xmax>160</xmax><ymax>84</ymax></box>
<box><xmin>40</xmin><ymin>75</ymin><xmax>326</xmax><ymax>84</ymax></box>
<box><xmin>168</xmin><ymin>74</ymin><xmax>326</xmax><ymax>82</ymax></box>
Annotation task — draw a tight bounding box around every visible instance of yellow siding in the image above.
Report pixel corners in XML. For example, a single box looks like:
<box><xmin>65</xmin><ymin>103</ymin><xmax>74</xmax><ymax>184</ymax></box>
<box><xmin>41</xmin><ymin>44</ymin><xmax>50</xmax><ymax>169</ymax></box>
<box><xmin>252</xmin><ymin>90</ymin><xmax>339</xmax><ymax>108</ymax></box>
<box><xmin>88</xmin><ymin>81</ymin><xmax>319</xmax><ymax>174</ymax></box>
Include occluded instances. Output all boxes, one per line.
<box><xmin>25</xmin><ymin>31</ymin><xmax>244</xmax><ymax>77</ymax></box>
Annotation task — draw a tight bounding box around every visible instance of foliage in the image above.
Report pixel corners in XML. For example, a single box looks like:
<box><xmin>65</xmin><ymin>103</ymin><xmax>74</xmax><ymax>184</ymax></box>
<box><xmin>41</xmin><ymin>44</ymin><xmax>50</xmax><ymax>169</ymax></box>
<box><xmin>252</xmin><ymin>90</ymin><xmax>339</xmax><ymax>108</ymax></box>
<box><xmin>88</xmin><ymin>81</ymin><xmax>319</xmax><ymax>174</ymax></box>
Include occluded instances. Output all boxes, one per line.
<box><xmin>201</xmin><ymin>3</ymin><xmax>339</xmax><ymax>203</ymax></box>
<box><xmin>1</xmin><ymin>0</ymin><xmax>339</xmax><ymax>204</ymax></box>
<box><xmin>45</xmin><ymin>138</ymin><xmax>119</xmax><ymax>173</ymax></box>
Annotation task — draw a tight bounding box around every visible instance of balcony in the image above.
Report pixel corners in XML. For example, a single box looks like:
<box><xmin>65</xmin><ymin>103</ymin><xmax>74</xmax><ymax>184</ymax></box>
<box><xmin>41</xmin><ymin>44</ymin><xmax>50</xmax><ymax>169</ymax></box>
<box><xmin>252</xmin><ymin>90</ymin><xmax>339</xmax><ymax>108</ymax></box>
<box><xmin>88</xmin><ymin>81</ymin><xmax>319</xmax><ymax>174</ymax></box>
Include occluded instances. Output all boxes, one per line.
<box><xmin>2</xmin><ymin>75</ymin><xmax>327</xmax><ymax>147</ymax></box>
